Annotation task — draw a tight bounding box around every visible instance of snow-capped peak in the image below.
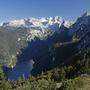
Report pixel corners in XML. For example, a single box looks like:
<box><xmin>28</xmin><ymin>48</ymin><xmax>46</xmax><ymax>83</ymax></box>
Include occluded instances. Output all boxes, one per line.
<box><xmin>3</xmin><ymin>19</ymin><xmax>25</xmax><ymax>27</ymax></box>
<box><xmin>2</xmin><ymin>16</ymin><xmax>72</xmax><ymax>30</ymax></box>
<box><xmin>82</xmin><ymin>10</ymin><xmax>90</xmax><ymax>17</ymax></box>
<box><xmin>2</xmin><ymin>16</ymin><xmax>73</xmax><ymax>42</ymax></box>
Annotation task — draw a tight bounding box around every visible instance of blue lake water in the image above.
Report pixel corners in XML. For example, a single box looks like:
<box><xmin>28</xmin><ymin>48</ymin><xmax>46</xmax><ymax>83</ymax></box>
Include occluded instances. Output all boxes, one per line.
<box><xmin>8</xmin><ymin>61</ymin><xmax>34</xmax><ymax>81</ymax></box>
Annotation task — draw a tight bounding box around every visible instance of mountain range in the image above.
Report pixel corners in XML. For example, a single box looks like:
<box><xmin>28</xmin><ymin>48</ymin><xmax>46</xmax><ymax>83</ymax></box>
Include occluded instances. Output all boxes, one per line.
<box><xmin>0</xmin><ymin>11</ymin><xmax>90</xmax><ymax>81</ymax></box>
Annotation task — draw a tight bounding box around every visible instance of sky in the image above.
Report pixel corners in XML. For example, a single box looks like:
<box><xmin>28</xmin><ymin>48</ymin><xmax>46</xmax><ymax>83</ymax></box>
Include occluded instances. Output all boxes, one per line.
<box><xmin>0</xmin><ymin>0</ymin><xmax>90</xmax><ymax>23</ymax></box>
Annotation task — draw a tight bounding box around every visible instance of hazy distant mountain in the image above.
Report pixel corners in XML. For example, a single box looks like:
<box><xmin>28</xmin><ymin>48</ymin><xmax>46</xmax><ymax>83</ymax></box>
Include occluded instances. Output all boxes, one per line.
<box><xmin>2</xmin><ymin>16</ymin><xmax>73</xmax><ymax>29</ymax></box>
<box><xmin>1</xmin><ymin>16</ymin><xmax>74</xmax><ymax>42</ymax></box>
